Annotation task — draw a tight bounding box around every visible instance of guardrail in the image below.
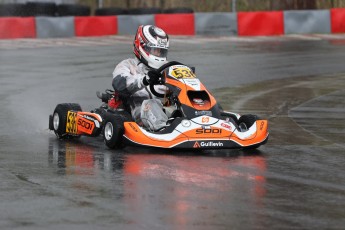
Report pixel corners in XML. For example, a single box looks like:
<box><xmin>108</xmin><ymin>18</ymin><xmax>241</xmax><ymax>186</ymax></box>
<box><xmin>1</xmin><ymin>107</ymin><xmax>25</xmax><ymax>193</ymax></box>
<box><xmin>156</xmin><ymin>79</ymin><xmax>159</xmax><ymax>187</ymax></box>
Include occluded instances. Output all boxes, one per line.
<box><xmin>0</xmin><ymin>8</ymin><xmax>344</xmax><ymax>39</ymax></box>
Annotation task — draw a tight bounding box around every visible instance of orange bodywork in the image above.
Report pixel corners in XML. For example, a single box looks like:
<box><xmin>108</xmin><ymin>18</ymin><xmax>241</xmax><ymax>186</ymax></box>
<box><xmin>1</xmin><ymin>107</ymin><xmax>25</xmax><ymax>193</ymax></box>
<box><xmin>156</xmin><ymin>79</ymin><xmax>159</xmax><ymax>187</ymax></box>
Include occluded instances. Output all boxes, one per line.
<box><xmin>66</xmin><ymin>111</ymin><xmax>102</xmax><ymax>136</ymax></box>
<box><xmin>231</xmin><ymin>120</ymin><xmax>269</xmax><ymax>146</ymax></box>
<box><xmin>123</xmin><ymin>119</ymin><xmax>269</xmax><ymax>149</ymax></box>
<box><xmin>124</xmin><ymin>122</ymin><xmax>189</xmax><ymax>148</ymax></box>
<box><xmin>165</xmin><ymin>76</ymin><xmax>218</xmax><ymax>110</ymax></box>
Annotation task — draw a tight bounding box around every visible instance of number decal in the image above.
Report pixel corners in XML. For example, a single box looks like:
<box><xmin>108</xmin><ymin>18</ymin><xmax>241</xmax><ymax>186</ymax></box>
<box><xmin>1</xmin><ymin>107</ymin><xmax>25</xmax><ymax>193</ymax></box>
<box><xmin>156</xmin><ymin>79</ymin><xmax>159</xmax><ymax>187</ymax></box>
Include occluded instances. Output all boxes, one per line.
<box><xmin>171</xmin><ymin>67</ymin><xmax>195</xmax><ymax>79</ymax></box>
<box><xmin>66</xmin><ymin>111</ymin><xmax>77</xmax><ymax>134</ymax></box>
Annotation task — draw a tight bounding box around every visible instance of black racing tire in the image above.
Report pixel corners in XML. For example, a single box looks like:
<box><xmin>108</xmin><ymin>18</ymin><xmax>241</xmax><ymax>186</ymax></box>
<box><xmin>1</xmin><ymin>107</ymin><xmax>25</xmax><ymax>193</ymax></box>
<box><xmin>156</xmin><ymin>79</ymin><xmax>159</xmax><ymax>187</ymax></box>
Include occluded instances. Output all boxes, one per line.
<box><xmin>57</xmin><ymin>4</ymin><xmax>90</xmax><ymax>16</ymax></box>
<box><xmin>127</xmin><ymin>7</ymin><xmax>162</xmax><ymax>15</ymax></box>
<box><xmin>0</xmin><ymin>4</ymin><xmax>27</xmax><ymax>17</ymax></box>
<box><xmin>52</xmin><ymin>103</ymin><xmax>82</xmax><ymax>139</ymax></box>
<box><xmin>103</xmin><ymin>113</ymin><xmax>126</xmax><ymax>149</ymax></box>
<box><xmin>238</xmin><ymin>114</ymin><xmax>259</xmax><ymax>131</ymax></box>
<box><xmin>163</xmin><ymin>7</ymin><xmax>194</xmax><ymax>14</ymax></box>
<box><xmin>25</xmin><ymin>2</ymin><xmax>57</xmax><ymax>17</ymax></box>
<box><xmin>95</xmin><ymin>7</ymin><xmax>128</xmax><ymax>16</ymax></box>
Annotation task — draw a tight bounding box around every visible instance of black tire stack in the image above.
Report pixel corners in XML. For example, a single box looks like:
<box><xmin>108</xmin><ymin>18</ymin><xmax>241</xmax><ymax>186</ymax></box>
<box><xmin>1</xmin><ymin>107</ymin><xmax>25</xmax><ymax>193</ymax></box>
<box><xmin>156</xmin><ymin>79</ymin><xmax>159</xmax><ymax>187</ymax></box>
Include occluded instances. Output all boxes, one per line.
<box><xmin>0</xmin><ymin>3</ymin><xmax>27</xmax><ymax>17</ymax></box>
<box><xmin>163</xmin><ymin>7</ymin><xmax>194</xmax><ymax>14</ymax></box>
<box><xmin>57</xmin><ymin>4</ymin><xmax>90</xmax><ymax>17</ymax></box>
<box><xmin>25</xmin><ymin>2</ymin><xmax>56</xmax><ymax>17</ymax></box>
<box><xmin>93</xmin><ymin>7</ymin><xmax>194</xmax><ymax>16</ymax></box>
<box><xmin>95</xmin><ymin>7</ymin><xmax>127</xmax><ymax>16</ymax></box>
<box><xmin>1</xmin><ymin>3</ymin><xmax>193</xmax><ymax>17</ymax></box>
<box><xmin>0</xmin><ymin>2</ymin><xmax>91</xmax><ymax>17</ymax></box>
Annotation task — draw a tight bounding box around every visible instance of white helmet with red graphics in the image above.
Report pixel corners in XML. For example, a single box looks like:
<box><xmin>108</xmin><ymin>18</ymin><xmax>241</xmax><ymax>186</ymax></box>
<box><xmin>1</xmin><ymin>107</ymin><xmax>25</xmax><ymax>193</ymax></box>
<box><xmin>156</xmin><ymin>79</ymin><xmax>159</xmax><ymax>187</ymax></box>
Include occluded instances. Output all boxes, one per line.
<box><xmin>133</xmin><ymin>25</ymin><xmax>169</xmax><ymax>69</ymax></box>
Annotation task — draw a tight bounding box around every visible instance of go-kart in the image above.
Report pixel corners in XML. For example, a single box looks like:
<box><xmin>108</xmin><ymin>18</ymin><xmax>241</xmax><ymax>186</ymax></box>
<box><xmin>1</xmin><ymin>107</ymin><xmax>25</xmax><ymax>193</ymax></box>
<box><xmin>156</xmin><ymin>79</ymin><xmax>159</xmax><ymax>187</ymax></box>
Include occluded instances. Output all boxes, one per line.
<box><xmin>49</xmin><ymin>61</ymin><xmax>269</xmax><ymax>150</ymax></box>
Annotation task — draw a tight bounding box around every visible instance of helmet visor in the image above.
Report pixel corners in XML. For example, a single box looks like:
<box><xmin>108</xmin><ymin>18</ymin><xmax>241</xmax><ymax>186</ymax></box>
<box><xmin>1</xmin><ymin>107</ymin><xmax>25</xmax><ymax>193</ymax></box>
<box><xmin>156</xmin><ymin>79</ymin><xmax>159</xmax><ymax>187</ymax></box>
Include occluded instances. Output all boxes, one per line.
<box><xmin>143</xmin><ymin>46</ymin><xmax>168</xmax><ymax>58</ymax></box>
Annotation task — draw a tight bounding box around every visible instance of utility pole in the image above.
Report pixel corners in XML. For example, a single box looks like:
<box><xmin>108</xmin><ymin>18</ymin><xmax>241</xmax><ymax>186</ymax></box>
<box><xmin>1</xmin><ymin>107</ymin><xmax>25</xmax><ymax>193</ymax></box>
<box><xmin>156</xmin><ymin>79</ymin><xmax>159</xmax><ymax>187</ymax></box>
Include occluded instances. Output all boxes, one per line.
<box><xmin>232</xmin><ymin>0</ymin><xmax>236</xmax><ymax>12</ymax></box>
<box><xmin>98</xmin><ymin>0</ymin><xmax>103</xmax><ymax>8</ymax></box>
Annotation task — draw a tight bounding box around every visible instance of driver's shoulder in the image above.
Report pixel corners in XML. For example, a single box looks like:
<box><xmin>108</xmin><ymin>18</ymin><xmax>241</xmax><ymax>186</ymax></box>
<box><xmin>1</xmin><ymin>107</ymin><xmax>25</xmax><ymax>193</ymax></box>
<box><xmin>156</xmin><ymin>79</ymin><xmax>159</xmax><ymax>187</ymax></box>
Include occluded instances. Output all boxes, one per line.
<box><xmin>117</xmin><ymin>58</ymin><xmax>136</xmax><ymax>66</ymax></box>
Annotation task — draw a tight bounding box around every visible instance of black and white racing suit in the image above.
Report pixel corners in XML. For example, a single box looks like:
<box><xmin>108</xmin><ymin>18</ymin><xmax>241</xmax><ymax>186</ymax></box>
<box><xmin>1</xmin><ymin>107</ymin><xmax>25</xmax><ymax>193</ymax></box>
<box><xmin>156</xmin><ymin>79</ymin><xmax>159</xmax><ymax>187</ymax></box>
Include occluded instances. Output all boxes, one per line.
<box><xmin>112</xmin><ymin>58</ymin><xmax>167</xmax><ymax>126</ymax></box>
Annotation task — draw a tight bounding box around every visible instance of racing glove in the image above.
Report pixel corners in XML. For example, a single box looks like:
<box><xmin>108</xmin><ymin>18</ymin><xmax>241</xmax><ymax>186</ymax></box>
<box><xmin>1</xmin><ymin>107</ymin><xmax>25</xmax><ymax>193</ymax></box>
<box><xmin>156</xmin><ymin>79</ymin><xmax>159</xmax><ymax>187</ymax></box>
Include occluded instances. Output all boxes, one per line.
<box><xmin>143</xmin><ymin>70</ymin><xmax>162</xmax><ymax>86</ymax></box>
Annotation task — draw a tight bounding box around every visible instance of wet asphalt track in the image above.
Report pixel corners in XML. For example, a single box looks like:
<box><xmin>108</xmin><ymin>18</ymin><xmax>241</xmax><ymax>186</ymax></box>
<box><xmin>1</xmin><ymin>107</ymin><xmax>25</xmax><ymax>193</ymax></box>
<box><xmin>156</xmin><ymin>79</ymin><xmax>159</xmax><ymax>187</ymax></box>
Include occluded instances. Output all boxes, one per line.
<box><xmin>1</xmin><ymin>36</ymin><xmax>345</xmax><ymax>229</ymax></box>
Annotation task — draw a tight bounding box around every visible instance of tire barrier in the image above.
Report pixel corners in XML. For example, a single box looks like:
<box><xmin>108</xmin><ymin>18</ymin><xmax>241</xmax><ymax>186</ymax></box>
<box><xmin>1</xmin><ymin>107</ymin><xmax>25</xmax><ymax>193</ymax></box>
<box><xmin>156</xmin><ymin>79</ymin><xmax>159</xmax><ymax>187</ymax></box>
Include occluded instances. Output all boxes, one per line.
<box><xmin>331</xmin><ymin>8</ymin><xmax>345</xmax><ymax>33</ymax></box>
<box><xmin>127</xmin><ymin>8</ymin><xmax>162</xmax><ymax>15</ymax></box>
<box><xmin>284</xmin><ymin>10</ymin><xmax>331</xmax><ymax>34</ymax></box>
<box><xmin>95</xmin><ymin>8</ymin><xmax>127</xmax><ymax>16</ymax></box>
<box><xmin>75</xmin><ymin>16</ymin><xmax>117</xmax><ymax>37</ymax></box>
<box><xmin>0</xmin><ymin>3</ymin><xmax>27</xmax><ymax>17</ymax></box>
<box><xmin>36</xmin><ymin>17</ymin><xmax>74</xmax><ymax>38</ymax></box>
<box><xmin>118</xmin><ymin>15</ymin><xmax>155</xmax><ymax>35</ymax></box>
<box><xmin>0</xmin><ymin>9</ymin><xmax>344</xmax><ymax>39</ymax></box>
<box><xmin>195</xmin><ymin>13</ymin><xmax>237</xmax><ymax>36</ymax></box>
<box><xmin>163</xmin><ymin>7</ymin><xmax>194</xmax><ymax>14</ymax></box>
<box><xmin>155</xmin><ymin>13</ymin><xmax>195</xmax><ymax>35</ymax></box>
<box><xmin>26</xmin><ymin>2</ymin><xmax>56</xmax><ymax>17</ymax></box>
<box><xmin>0</xmin><ymin>17</ymin><xmax>36</xmax><ymax>39</ymax></box>
<box><xmin>238</xmin><ymin>11</ymin><xmax>284</xmax><ymax>36</ymax></box>
<box><xmin>57</xmin><ymin>4</ymin><xmax>90</xmax><ymax>17</ymax></box>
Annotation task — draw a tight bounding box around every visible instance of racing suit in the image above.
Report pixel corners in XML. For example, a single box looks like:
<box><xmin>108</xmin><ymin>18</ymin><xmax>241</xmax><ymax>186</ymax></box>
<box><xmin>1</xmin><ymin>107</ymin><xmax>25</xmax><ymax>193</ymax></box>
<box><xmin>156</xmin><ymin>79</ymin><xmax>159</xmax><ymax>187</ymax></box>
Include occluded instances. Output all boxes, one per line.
<box><xmin>112</xmin><ymin>58</ymin><xmax>168</xmax><ymax>129</ymax></box>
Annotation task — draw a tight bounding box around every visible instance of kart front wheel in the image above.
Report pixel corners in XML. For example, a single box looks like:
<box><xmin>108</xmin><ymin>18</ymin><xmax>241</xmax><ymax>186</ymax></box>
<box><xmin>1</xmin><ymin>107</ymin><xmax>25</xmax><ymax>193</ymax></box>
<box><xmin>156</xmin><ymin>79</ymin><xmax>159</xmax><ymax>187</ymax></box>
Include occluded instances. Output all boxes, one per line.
<box><xmin>103</xmin><ymin>114</ymin><xmax>125</xmax><ymax>149</ymax></box>
<box><xmin>51</xmin><ymin>103</ymin><xmax>82</xmax><ymax>139</ymax></box>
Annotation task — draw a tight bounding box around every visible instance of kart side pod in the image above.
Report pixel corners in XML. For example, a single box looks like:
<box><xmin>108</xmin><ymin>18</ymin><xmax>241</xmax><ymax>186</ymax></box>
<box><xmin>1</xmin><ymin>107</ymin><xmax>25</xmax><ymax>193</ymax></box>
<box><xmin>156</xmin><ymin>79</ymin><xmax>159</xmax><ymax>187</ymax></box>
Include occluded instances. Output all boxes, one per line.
<box><xmin>49</xmin><ymin>103</ymin><xmax>102</xmax><ymax>138</ymax></box>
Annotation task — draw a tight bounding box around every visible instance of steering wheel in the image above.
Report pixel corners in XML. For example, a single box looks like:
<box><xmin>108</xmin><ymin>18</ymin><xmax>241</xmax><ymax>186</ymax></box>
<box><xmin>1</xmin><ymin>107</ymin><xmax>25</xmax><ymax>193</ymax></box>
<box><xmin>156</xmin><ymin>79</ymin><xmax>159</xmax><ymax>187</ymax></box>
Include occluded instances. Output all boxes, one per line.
<box><xmin>149</xmin><ymin>61</ymin><xmax>184</xmax><ymax>98</ymax></box>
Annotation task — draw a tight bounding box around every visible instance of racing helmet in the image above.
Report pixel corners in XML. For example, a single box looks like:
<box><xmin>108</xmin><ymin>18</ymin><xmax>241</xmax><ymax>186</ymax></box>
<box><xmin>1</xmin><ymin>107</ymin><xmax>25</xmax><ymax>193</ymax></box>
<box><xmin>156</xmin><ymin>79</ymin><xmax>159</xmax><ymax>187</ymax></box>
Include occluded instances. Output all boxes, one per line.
<box><xmin>133</xmin><ymin>25</ymin><xmax>169</xmax><ymax>69</ymax></box>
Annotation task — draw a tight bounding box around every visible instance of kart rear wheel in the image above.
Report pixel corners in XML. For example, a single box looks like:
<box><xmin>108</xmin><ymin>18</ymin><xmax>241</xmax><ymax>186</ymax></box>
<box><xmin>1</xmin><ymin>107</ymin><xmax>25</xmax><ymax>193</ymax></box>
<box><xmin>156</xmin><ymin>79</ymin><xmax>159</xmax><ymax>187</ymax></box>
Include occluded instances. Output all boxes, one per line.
<box><xmin>103</xmin><ymin>114</ymin><xmax>125</xmax><ymax>149</ymax></box>
<box><xmin>238</xmin><ymin>114</ymin><xmax>259</xmax><ymax>132</ymax></box>
<box><xmin>52</xmin><ymin>103</ymin><xmax>82</xmax><ymax>139</ymax></box>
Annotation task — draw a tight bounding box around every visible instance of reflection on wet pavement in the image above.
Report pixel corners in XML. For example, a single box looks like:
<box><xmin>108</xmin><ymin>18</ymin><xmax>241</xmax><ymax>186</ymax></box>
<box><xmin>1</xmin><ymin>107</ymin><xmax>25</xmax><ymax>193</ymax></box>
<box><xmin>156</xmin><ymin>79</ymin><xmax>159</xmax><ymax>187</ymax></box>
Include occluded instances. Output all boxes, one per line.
<box><xmin>48</xmin><ymin>138</ymin><xmax>267</xmax><ymax>229</ymax></box>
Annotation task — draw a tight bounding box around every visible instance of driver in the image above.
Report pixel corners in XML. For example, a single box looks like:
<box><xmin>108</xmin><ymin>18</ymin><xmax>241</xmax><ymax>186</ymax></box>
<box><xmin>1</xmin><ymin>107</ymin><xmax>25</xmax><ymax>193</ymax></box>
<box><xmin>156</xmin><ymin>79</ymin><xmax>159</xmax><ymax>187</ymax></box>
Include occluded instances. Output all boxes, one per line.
<box><xmin>111</xmin><ymin>25</ymin><xmax>169</xmax><ymax>131</ymax></box>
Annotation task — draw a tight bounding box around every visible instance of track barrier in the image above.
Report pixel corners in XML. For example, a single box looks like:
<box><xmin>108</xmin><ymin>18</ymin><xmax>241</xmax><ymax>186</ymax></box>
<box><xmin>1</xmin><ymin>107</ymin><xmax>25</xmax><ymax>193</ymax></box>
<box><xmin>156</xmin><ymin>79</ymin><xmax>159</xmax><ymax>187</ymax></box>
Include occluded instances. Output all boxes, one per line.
<box><xmin>36</xmin><ymin>17</ymin><xmax>74</xmax><ymax>38</ymax></box>
<box><xmin>0</xmin><ymin>17</ymin><xmax>35</xmax><ymax>39</ymax></box>
<box><xmin>0</xmin><ymin>9</ymin><xmax>344</xmax><ymax>39</ymax></box>
<box><xmin>75</xmin><ymin>16</ymin><xmax>117</xmax><ymax>37</ymax></box>
<box><xmin>238</xmin><ymin>11</ymin><xmax>284</xmax><ymax>36</ymax></box>
<box><xmin>155</xmin><ymin>13</ymin><xmax>195</xmax><ymax>35</ymax></box>
<box><xmin>195</xmin><ymin>13</ymin><xmax>237</xmax><ymax>36</ymax></box>
<box><xmin>117</xmin><ymin>15</ymin><xmax>154</xmax><ymax>35</ymax></box>
<box><xmin>284</xmin><ymin>10</ymin><xmax>331</xmax><ymax>34</ymax></box>
<box><xmin>331</xmin><ymin>8</ymin><xmax>345</xmax><ymax>33</ymax></box>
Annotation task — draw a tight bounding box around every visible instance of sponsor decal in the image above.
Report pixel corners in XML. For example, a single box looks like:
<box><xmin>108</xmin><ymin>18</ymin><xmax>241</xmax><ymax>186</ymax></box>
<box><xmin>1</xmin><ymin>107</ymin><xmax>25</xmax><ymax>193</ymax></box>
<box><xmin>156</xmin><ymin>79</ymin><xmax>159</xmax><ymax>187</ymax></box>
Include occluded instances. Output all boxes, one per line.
<box><xmin>221</xmin><ymin>122</ymin><xmax>232</xmax><ymax>131</ymax></box>
<box><xmin>193</xmin><ymin>141</ymin><xmax>200</xmax><ymax>148</ymax></box>
<box><xmin>196</xmin><ymin>128</ymin><xmax>222</xmax><ymax>134</ymax></box>
<box><xmin>201</xmin><ymin>116</ymin><xmax>209</xmax><ymax>123</ymax></box>
<box><xmin>129</xmin><ymin>123</ymin><xmax>138</xmax><ymax>132</ymax></box>
<box><xmin>195</xmin><ymin>111</ymin><xmax>212</xmax><ymax>116</ymax></box>
<box><xmin>66</xmin><ymin>111</ymin><xmax>77</xmax><ymax>134</ymax></box>
<box><xmin>77</xmin><ymin>119</ymin><xmax>93</xmax><ymax>131</ymax></box>
<box><xmin>200</xmin><ymin>141</ymin><xmax>224</xmax><ymax>147</ymax></box>
<box><xmin>82</xmin><ymin>115</ymin><xmax>100</xmax><ymax>128</ymax></box>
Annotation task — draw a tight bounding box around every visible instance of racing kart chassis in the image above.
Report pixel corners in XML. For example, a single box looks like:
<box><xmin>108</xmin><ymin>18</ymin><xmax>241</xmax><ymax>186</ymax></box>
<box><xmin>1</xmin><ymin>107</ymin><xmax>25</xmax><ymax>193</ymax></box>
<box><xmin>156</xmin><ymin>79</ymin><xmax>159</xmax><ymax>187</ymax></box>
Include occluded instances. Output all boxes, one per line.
<box><xmin>49</xmin><ymin>61</ymin><xmax>269</xmax><ymax>150</ymax></box>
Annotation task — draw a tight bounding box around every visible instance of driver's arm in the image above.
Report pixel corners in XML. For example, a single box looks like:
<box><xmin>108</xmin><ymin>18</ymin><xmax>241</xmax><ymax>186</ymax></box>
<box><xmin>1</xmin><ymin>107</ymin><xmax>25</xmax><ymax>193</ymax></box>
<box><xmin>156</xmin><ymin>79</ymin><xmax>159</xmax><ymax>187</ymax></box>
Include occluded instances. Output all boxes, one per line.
<box><xmin>112</xmin><ymin>59</ymin><xmax>146</xmax><ymax>95</ymax></box>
